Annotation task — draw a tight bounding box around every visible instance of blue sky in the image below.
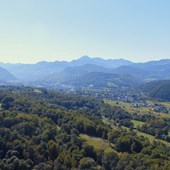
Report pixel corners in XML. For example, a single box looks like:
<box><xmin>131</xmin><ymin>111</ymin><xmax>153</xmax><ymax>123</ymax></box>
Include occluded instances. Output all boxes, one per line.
<box><xmin>0</xmin><ymin>0</ymin><xmax>170</xmax><ymax>63</ymax></box>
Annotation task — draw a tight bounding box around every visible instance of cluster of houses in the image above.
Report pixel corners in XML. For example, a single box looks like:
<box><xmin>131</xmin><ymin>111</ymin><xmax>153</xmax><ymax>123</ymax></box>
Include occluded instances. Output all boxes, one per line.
<box><xmin>151</xmin><ymin>103</ymin><xmax>170</xmax><ymax>113</ymax></box>
<box><xmin>131</xmin><ymin>102</ymin><xmax>170</xmax><ymax>113</ymax></box>
<box><xmin>30</xmin><ymin>82</ymin><xmax>170</xmax><ymax>114</ymax></box>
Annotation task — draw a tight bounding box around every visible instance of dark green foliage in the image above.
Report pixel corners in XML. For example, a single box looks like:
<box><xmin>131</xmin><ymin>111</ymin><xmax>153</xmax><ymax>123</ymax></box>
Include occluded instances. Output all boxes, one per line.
<box><xmin>115</xmin><ymin>134</ymin><xmax>143</xmax><ymax>153</ymax></box>
<box><xmin>102</xmin><ymin>152</ymin><xmax>119</xmax><ymax>170</ymax></box>
<box><xmin>138</xmin><ymin>118</ymin><xmax>170</xmax><ymax>141</ymax></box>
<box><xmin>1</xmin><ymin>96</ymin><xmax>14</xmax><ymax>110</ymax></box>
<box><xmin>0</xmin><ymin>86</ymin><xmax>170</xmax><ymax>170</ymax></box>
<box><xmin>78</xmin><ymin>157</ymin><xmax>96</xmax><ymax>170</ymax></box>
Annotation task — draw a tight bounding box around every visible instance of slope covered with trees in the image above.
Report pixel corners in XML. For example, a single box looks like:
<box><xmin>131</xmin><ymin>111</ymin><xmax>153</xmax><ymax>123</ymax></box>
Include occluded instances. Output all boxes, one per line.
<box><xmin>0</xmin><ymin>67</ymin><xmax>17</xmax><ymax>82</ymax></box>
<box><xmin>141</xmin><ymin>80</ymin><xmax>170</xmax><ymax>101</ymax></box>
<box><xmin>0</xmin><ymin>86</ymin><xmax>170</xmax><ymax>170</ymax></box>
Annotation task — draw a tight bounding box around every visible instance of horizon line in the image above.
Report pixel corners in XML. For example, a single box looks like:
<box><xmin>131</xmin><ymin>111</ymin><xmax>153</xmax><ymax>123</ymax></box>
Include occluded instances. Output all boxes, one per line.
<box><xmin>0</xmin><ymin>55</ymin><xmax>170</xmax><ymax>65</ymax></box>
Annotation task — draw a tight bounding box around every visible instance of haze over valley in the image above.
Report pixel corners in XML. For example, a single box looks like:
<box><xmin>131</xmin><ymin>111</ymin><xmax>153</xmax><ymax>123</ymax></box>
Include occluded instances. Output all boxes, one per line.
<box><xmin>1</xmin><ymin>56</ymin><xmax>170</xmax><ymax>95</ymax></box>
<box><xmin>1</xmin><ymin>0</ymin><xmax>170</xmax><ymax>169</ymax></box>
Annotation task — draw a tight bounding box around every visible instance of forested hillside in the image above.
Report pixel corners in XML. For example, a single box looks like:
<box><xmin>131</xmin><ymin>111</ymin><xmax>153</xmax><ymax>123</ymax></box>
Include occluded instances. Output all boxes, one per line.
<box><xmin>65</xmin><ymin>72</ymin><xmax>141</xmax><ymax>88</ymax></box>
<box><xmin>0</xmin><ymin>86</ymin><xmax>170</xmax><ymax>170</ymax></box>
<box><xmin>0</xmin><ymin>67</ymin><xmax>17</xmax><ymax>82</ymax></box>
<box><xmin>141</xmin><ymin>80</ymin><xmax>170</xmax><ymax>101</ymax></box>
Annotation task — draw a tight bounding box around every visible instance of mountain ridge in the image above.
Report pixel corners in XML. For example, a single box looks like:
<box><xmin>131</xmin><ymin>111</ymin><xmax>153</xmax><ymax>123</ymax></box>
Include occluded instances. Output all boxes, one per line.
<box><xmin>0</xmin><ymin>56</ymin><xmax>132</xmax><ymax>81</ymax></box>
<box><xmin>0</xmin><ymin>66</ymin><xmax>17</xmax><ymax>82</ymax></box>
<box><xmin>0</xmin><ymin>56</ymin><xmax>170</xmax><ymax>88</ymax></box>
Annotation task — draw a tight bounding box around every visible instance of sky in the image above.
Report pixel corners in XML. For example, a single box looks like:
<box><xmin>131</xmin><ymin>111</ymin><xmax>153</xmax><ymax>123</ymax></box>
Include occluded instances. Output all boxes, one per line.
<box><xmin>0</xmin><ymin>0</ymin><xmax>170</xmax><ymax>63</ymax></box>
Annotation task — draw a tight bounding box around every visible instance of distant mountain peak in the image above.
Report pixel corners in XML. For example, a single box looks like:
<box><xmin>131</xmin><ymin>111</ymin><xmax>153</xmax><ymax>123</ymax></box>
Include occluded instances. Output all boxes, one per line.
<box><xmin>77</xmin><ymin>56</ymin><xmax>92</xmax><ymax>61</ymax></box>
<box><xmin>80</xmin><ymin>55</ymin><xmax>91</xmax><ymax>59</ymax></box>
<box><xmin>78</xmin><ymin>56</ymin><xmax>131</xmax><ymax>62</ymax></box>
<box><xmin>70</xmin><ymin>56</ymin><xmax>132</xmax><ymax>69</ymax></box>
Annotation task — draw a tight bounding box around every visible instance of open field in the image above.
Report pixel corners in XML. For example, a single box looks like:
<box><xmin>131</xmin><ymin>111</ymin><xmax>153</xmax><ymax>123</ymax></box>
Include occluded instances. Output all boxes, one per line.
<box><xmin>80</xmin><ymin>134</ymin><xmax>115</xmax><ymax>153</ymax></box>
<box><xmin>147</xmin><ymin>100</ymin><xmax>170</xmax><ymax>108</ymax></box>
<box><xmin>107</xmin><ymin>82</ymin><xmax>118</xmax><ymax>88</ymax></box>
<box><xmin>104</xmin><ymin>99</ymin><xmax>151</xmax><ymax>115</ymax></box>
<box><xmin>134</xmin><ymin>130</ymin><xmax>170</xmax><ymax>147</ymax></box>
<box><xmin>131</xmin><ymin>120</ymin><xmax>145</xmax><ymax>128</ymax></box>
<box><xmin>34</xmin><ymin>88</ymin><xmax>42</xmax><ymax>93</ymax></box>
<box><xmin>102</xmin><ymin>117</ymin><xmax>118</xmax><ymax>130</ymax></box>
<box><xmin>105</xmin><ymin>99</ymin><xmax>170</xmax><ymax>118</ymax></box>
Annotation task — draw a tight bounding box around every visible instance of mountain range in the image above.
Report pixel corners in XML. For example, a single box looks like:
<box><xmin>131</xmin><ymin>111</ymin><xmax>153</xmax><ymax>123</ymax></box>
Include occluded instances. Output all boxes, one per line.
<box><xmin>0</xmin><ymin>56</ymin><xmax>170</xmax><ymax>89</ymax></box>
<box><xmin>0</xmin><ymin>56</ymin><xmax>132</xmax><ymax>82</ymax></box>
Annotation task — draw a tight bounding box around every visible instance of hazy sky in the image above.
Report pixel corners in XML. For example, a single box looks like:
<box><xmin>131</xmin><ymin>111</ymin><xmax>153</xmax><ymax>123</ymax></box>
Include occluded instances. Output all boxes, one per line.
<box><xmin>0</xmin><ymin>0</ymin><xmax>170</xmax><ymax>63</ymax></box>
